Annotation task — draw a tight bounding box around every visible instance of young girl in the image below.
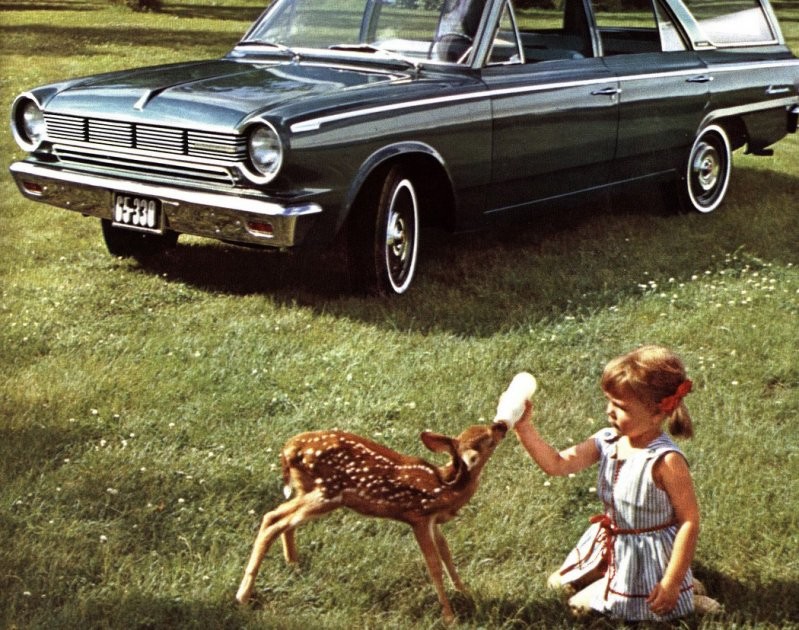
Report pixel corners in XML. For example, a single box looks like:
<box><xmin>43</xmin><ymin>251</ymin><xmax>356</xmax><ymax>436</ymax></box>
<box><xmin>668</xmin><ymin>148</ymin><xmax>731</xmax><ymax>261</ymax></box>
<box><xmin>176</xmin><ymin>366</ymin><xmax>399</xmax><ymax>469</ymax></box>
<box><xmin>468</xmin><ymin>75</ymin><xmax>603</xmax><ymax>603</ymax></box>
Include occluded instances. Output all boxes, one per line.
<box><xmin>503</xmin><ymin>345</ymin><xmax>716</xmax><ymax>621</ymax></box>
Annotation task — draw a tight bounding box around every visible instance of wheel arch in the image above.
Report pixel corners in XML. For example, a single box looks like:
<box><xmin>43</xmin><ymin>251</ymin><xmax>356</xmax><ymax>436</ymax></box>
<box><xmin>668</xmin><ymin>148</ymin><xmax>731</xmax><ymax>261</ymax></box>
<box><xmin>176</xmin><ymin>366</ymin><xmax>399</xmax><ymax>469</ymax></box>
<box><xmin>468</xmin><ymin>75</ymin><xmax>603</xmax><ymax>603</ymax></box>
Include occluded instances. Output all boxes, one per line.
<box><xmin>341</xmin><ymin>142</ymin><xmax>457</xmax><ymax>234</ymax></box>
<box><xmin>696</xmin><ymin>113</ymin><xmax>749</xmax><ymax>153</ymax></box>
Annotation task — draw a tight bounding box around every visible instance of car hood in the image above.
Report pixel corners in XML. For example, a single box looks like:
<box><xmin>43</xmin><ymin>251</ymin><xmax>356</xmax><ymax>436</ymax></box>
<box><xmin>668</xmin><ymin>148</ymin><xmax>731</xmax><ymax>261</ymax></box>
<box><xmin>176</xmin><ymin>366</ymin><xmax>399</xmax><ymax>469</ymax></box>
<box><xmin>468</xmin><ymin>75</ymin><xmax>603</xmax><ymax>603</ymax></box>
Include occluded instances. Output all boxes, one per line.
<box><xmin>38</xmin><ymin>58</ymin><xmax>409</xmax><ymax>131</ymax></box>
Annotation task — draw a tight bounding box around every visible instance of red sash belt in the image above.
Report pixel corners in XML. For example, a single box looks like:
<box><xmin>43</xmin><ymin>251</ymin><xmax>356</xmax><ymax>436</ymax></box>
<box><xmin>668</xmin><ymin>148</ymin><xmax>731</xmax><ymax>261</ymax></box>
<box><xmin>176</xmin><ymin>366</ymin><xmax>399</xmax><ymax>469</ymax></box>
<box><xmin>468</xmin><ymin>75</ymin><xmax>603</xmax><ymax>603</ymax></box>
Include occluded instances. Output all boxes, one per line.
<box><xmin>560</xmin><ymin>514</ymin><xmax>677</xmax><ymax>600</ymax></box>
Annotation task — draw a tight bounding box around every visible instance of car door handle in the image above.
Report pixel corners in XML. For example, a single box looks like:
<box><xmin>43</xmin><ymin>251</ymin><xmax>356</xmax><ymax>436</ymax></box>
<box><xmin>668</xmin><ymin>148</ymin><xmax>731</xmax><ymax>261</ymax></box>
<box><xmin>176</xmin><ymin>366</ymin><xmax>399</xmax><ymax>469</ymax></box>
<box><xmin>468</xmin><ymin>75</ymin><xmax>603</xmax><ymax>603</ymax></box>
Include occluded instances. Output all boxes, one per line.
<box><xmin>766</xmin><ymin>85</ymin><xmax>791</xmax><ymax>95</ymax></box>
<box><xmin>687</xmin><ymin>75</ymin><xmax>713</xmax><ymax>83</ymax></box>
<box><xmin>591</xmin><ymin>87</ymin><xmax>621</xmax><ymax>96</ymax></box>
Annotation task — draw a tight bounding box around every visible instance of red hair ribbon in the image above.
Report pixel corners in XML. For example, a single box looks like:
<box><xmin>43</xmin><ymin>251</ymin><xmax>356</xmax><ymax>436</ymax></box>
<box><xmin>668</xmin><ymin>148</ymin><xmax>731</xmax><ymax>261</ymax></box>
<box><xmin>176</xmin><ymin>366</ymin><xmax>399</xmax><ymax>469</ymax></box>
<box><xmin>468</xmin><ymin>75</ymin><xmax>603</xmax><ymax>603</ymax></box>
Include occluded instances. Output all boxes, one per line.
<box><xmin>658</xmin><ymin>379</ymin><xmax>693</xmax><ymax>414</ymax></box>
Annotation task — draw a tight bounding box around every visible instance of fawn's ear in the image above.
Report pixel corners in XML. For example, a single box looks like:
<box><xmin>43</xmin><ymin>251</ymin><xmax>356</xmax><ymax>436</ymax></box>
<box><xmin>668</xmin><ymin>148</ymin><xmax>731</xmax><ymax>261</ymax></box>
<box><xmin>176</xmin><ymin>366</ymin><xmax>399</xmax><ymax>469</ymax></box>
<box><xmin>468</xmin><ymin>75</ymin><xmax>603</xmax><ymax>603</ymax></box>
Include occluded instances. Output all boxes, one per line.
<box><xmin>420</xmin><ymin>431</ymin><xmax>456</xmax><ymax>454</ymax></box>
<box><xmin>421</xmin><ymin>431</ymin><xmax>467</xmax><ymax>486</ymax></box>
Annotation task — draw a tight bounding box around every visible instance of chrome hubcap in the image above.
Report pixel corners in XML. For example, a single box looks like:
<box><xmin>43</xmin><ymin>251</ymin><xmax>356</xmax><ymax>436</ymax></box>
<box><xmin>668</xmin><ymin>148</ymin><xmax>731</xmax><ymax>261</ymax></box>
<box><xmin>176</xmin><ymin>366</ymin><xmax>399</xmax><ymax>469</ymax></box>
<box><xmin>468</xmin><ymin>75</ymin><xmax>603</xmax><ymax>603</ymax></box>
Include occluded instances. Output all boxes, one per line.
<box><xmin>386</xmin><ymin>211</ymin><xmax>408</xmax><ymax>264</ymax></box>
<box><xmin>692</xmin><ymin>141</ymin><xmax>720</xmax><ymax>192</ymax></box>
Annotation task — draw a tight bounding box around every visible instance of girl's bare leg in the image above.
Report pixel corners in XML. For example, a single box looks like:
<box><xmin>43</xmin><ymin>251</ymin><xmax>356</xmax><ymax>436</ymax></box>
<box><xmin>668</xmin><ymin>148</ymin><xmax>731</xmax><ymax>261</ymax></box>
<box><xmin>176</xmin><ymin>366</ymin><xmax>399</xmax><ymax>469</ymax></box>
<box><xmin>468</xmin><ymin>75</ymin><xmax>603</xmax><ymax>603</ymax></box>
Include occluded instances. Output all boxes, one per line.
<box><xmin>567</xmin><ymin>577</ymin><xmax>606</xmax><ymax>618</ymax></box>
<box><xmin>547</xmin><ymin>564</ymin><xmax>606</xmax><ymax>598</ymax></box>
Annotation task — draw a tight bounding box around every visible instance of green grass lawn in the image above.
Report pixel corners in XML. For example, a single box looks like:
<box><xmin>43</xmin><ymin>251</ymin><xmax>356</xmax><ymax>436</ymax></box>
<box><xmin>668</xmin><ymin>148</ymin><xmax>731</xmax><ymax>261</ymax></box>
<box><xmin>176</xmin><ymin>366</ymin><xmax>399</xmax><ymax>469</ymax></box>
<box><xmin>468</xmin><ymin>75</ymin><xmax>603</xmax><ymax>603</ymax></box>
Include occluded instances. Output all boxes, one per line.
<box><xmin>1</xmin><ymin>1</ymin><xmax>798</xmax><ymax>628</ymax></box>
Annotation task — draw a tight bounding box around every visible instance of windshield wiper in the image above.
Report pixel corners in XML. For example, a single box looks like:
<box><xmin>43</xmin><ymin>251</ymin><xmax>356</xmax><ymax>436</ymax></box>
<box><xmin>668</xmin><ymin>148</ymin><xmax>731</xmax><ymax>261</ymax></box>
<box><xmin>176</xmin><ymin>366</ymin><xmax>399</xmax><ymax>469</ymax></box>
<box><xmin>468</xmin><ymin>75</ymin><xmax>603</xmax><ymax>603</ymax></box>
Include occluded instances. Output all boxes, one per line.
<box><xmin>237</xmin><ymin>41</ymin><xmax>301</xmax><ymax>61</ymax></box>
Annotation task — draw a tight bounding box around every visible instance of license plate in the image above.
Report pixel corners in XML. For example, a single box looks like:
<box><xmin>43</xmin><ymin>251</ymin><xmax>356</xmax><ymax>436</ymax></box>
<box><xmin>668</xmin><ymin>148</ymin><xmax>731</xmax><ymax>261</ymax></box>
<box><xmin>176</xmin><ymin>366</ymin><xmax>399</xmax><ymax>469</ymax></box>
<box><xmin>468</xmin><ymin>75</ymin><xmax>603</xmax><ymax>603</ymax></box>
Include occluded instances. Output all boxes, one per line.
<box><xmin>112</xmin><ymin>194</ymin><xmax>163</xmax><ymax>233</ymax></box>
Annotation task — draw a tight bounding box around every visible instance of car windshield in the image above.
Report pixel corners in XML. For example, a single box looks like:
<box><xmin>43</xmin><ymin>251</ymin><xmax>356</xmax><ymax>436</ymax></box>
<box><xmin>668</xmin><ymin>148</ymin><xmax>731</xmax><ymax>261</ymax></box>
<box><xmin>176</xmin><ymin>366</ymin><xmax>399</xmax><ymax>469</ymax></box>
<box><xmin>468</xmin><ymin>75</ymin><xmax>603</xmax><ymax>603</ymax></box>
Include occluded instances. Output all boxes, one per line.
<box><xmin>240</xmin><ymin>0</ymin><xmax>487</xmax><ymax>64</ymax></box>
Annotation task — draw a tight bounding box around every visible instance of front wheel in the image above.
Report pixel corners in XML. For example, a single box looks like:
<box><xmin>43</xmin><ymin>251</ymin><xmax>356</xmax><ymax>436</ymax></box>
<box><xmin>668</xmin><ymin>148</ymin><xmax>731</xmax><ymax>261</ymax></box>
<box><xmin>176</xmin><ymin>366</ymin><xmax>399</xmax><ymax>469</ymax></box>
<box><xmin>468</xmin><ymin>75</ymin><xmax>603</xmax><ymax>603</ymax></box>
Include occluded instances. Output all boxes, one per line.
<box><xmin>680</xmin><ymin>125</ymin><xmax>732</xmax><ymax>213</ymax></box>
<box><xmin>348</xmin><ymin>165</ymin><xmax>420</xmax><ymax>296</ymax></box>
<box><xmin>101</xmin><ymin>219</ymin><xmax>178</xmax><ymax>258</ymax></box>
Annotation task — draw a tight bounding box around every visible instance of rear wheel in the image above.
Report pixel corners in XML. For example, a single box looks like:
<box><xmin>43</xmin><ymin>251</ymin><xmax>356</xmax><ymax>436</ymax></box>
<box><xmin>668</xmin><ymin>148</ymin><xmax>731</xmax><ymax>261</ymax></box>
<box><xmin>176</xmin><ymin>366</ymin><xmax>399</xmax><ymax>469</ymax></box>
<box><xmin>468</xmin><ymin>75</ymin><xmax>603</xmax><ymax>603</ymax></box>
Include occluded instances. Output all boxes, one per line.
<box><xmin>101</xmin><ymin>219</ymin><xmax>178</xmax><ymax>258</ymax></box>
<box><xmin>348</xmin><ymin>165</ymin><xmax>420</xmax><ymax>295</ymax></box>
<box><xmin>681</xmin><ymin>125</ymin><xmax>732</xmax><ymax>213</ymax></box>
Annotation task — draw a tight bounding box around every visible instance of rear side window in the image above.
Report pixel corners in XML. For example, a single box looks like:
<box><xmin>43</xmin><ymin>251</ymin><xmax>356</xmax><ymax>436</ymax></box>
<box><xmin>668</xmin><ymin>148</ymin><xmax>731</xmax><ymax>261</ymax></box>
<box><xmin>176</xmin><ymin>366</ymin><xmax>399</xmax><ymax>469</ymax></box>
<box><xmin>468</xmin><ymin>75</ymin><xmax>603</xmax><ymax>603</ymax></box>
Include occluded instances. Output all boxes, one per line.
<box><xmin>589</xmin><ymin>0</ymin><xmax>687</xmax><ymax>55</ymax></box>
<box><xmin>683</xmin><ymin>0</ymin><xmax>777</xmax><ymax>46</ymax></box>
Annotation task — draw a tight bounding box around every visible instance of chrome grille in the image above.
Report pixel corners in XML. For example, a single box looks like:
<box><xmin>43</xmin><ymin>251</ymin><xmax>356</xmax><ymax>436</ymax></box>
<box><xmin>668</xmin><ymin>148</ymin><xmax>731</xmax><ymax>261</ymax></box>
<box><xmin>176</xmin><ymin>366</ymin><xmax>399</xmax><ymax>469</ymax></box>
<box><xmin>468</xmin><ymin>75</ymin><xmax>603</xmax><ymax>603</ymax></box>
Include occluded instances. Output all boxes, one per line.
<box><xmin>45</xmin><ymin>113</ymin><xmax>86</xmax><ymax>142</ymax></box>
<box><xmin>53</xmin><ymin>146</ymin><xmax>237</xmax><ymax>186</ymax></box>
<box><xmin>43</xmin><ymin>113</ymin><xmax>248</xmax><ymax>187</ymax></box>
<box><xmin>88</xmin><ymin>119</ymin><xmax>134</xmax><ymax>147</ymax></box>
<box><xmin>137</xmin><ymin>124</ymin><xmax>185</xmax><ymax>154</ymax></box>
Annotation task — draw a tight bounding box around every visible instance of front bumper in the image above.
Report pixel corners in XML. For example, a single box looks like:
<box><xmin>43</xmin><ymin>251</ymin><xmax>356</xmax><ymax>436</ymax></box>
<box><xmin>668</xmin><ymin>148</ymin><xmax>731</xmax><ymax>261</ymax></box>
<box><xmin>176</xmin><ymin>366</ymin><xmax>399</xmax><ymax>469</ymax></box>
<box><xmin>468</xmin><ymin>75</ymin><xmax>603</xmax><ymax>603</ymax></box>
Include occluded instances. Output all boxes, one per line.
<box><xmin>9</xmin><ymin>161</ymin><xmax>323</xmax><ymax>248</ymax></box>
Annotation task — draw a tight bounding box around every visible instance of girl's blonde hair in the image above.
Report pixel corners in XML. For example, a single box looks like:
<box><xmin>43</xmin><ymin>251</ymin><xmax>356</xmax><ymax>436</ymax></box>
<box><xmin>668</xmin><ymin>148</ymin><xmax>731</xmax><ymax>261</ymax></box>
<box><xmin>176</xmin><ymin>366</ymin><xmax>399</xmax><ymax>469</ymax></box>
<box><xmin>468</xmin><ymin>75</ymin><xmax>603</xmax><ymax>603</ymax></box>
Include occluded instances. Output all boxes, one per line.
<box><xmin>601</xmin><ymin>345</ymin><xmax>694</xmax><ymax>438</ymax></box>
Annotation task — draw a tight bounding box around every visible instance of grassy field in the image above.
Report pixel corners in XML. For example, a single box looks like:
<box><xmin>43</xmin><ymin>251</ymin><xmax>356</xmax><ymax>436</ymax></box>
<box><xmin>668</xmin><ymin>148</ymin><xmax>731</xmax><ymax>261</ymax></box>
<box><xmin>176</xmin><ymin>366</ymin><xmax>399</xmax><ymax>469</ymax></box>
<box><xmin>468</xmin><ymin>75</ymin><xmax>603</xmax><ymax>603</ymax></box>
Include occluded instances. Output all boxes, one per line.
<box><xmin>1</xmin><ymin>1</ymin><xmax>797</xmax><ymax>628</ymax></box>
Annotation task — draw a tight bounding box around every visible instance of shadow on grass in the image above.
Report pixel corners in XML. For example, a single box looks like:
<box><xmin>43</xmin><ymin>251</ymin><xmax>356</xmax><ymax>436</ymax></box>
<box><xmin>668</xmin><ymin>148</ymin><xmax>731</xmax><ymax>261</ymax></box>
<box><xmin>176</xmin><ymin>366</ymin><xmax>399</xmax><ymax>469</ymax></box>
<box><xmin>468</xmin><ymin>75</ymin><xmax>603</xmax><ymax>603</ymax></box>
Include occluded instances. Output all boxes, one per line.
<box><xmin>126</xmin><ymin>167</ymin><xmax>799</xmax><ymax>336</ymax></box>
<box><xmin>1</xmin><ymin>24</ymin><xmax>241</xmax><ymax>57</ymax></box>
<box><xmin>0</xmin><ymin>0</ymin><xmax>263</xmax><ymax>22</ymax></box>
<box><xmin>5</xmin><ymin>591</ymin><xmax>254</xmax><ymax>630</ymax></box>
<box><xmin>0</xmin><ymin>2</ymin><xmax>95</xmax><ymax>10</ymax></box>
<box><xmin>161</xmin><ymin>3</ymin><xmax>266</xmax><ymax>22</ymax></box>
<box><xmin>693</xmin><ymin>563</ymin><xmax>799</xmax><ymax>626</ymax></box>
<box><xmin>0</xmin><ymin>423</ymin><xmax>99</xmax><ymax>486</ymax></box>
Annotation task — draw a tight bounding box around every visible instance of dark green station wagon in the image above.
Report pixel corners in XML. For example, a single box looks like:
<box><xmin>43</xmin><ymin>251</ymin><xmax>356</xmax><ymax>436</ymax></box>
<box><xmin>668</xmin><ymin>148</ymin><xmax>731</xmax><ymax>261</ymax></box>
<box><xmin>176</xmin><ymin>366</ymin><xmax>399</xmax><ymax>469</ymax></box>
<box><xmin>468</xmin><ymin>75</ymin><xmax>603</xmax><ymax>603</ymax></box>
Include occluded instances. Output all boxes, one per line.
<box><xmin>10</xmin><ymin>0</ymin><xmax>799</xmax><ymax>295</ymax></box>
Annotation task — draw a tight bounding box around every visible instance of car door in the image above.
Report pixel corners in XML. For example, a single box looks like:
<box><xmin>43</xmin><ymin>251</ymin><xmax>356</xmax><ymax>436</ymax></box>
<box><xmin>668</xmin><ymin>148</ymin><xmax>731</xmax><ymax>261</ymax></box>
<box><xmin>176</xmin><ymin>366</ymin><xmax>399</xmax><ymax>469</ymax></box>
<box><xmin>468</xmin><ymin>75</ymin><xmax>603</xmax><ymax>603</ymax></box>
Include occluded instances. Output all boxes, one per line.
<box><xmin>594</xmin><ymin>0</ymin><xmax>710</xmax><ymax>181</ymax></box>
<box><xmin>480</xmin><ymin>0</ymin><xmax>619</xmax><ymax>218</ymax></box>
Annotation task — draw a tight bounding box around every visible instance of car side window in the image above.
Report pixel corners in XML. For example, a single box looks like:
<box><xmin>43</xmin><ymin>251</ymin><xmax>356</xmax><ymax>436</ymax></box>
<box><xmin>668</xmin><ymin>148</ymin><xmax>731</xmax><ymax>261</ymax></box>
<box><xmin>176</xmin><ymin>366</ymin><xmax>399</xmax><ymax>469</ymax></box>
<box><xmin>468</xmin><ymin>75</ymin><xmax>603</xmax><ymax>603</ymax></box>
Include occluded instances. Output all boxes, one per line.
<box><xmin>489</xmin><ymin>0</ymin><xmax>593</xmax><ymax>65</ymax></box>
<box><xmin>682</xmin><ymin>0</ymin><xmax>777</xmax><ymax>46</ymax></box>
<box><xmin>590</xmin><ymin>0</ymin><xmax>686</xmax><ymax>55</ymax></box>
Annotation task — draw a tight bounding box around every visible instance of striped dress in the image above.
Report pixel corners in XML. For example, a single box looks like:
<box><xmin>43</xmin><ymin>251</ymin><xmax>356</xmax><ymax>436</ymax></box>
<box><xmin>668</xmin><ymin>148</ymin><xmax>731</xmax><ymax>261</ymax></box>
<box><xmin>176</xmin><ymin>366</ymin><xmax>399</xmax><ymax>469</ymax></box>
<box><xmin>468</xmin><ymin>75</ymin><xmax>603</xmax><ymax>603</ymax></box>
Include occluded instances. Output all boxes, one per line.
<box><xmin>557</xmin><ymin>428</ymin><xmax>694</xmax><ymax>620</ymax></box>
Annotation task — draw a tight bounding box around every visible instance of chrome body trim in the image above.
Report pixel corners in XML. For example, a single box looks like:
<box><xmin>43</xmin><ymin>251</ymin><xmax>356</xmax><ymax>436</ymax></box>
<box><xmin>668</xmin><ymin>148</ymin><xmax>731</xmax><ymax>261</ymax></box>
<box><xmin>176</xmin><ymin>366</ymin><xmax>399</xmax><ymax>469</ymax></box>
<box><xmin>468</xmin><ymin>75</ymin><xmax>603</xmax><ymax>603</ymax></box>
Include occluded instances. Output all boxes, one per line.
<box><xmin>9</xmin><ymin>161</ymin><xmax>322</xmax><ymax>248</ymax></box>
<box><xmin>290</xmin><ymin>60</ymin><xmax>799</xmax><ymax>133</ymax></box>
<box><xmin>700</xmin><ymin>96</ymin><xmax>799</xmax><ymax>129</ymax></box>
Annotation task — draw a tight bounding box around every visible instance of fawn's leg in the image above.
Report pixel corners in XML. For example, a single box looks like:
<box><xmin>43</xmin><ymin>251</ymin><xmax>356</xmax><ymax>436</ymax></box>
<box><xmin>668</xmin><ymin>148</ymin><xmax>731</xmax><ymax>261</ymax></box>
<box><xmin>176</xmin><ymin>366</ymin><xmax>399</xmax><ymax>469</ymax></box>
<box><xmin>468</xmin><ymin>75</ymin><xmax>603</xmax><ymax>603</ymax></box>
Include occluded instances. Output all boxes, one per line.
<box><xmin>281</xmin><ymin>529</ymin><xmax>298</xmax><ymax>564</ymax></box>
<box><xmin>236</xmin><ymin>490</ymin><xmax>337</xmax><ymax>604</ymax></box>
<box><xmin>412</xmin><ymin>519</ymin><xmax>455</xmax><ymax>624</ymax></box>
<box><xmin>236</xmin><ymin>497</ymin><xmax>303</xmax><ymax>604</ymax></box>
<box><xmin>432</xmin><ymin>523</ymin><xmax>467</xmax><ymax>593</ymax></box>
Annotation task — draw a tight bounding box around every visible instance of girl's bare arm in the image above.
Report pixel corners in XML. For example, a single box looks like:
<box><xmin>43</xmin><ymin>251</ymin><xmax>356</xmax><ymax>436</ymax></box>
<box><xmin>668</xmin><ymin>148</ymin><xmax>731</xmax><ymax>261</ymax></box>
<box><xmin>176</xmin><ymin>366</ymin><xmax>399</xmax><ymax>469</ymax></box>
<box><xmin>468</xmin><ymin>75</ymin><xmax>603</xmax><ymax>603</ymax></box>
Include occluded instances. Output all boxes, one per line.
<box><xmin>647</xmin><ymin>451</ymin><xmax>700</xmax><ymax>614</ymax></box>
<box><xmin>512</xmin><ymin>402</ymin><xmax>600</xmax><ymax>476</ymax></box>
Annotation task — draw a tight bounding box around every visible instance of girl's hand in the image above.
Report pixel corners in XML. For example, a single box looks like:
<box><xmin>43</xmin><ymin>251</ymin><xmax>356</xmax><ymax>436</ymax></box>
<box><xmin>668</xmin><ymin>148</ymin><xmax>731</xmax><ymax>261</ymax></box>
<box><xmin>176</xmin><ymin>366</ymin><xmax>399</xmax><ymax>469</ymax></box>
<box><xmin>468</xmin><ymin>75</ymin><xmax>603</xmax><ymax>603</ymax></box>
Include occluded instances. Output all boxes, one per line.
<box><xmin>514</xmin><ymin>399</ymin><xmax>534</xmax><ymax>428</ymax></box>
<box><xmin>646</xmin><ymin>579</ymin><xmax>680</xmax><ymax>616</ymax></box>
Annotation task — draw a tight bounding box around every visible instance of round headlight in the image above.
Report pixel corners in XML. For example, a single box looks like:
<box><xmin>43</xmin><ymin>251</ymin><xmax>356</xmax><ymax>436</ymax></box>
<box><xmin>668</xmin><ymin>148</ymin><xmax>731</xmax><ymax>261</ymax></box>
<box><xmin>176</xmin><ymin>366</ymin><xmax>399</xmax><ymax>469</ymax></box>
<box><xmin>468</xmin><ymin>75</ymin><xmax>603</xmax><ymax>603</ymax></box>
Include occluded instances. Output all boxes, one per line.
<box><xmin>247</xmin><ymin>123</ymin><xmax>283</xmax><ymax>181</ymax></box>
<box><xmin>12</xmin><ymin>96</ymin><xmax>47</xmax><ymax>151</ymax></box>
